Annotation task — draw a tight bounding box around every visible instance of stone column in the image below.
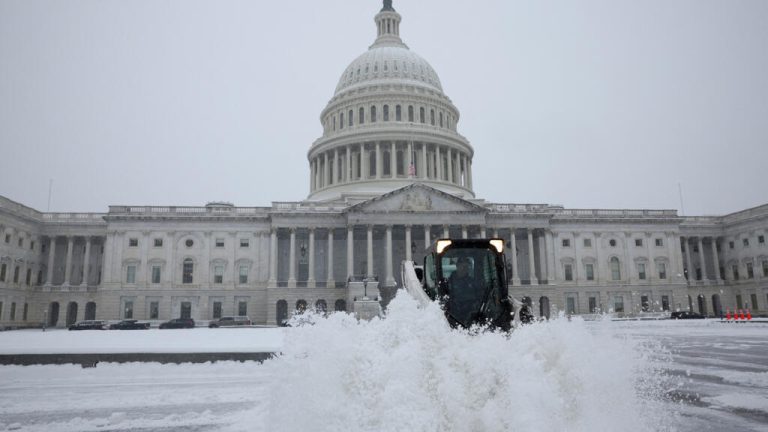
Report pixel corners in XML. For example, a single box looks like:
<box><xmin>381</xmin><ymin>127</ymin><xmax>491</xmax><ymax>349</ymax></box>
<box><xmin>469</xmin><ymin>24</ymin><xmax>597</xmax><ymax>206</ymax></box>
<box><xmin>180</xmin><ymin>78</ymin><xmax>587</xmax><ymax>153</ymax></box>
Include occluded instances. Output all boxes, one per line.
<box><xmin>385</xmin><ymin>225</ymin><xmax>395</xmax><ymax>286</ymax></box>
<box><xmin>424</xmin><ymin>225</ymin><xmax>431</xmax><ymax>249</ymax></box>
<box><xmin>683</xmin><ymin>237</ymin><xmax>693</xmax><ymax>281</ymax></box>
<box><xmin>436</xmin><ymin>146</ymin><xmax>443</xmax><ymax>180</ymax></box>
<box><xmin>323</xmin><ymin>153</ymin><xmax>330</xmax><ymax>187</ymax></box>
<box><xmin>268</xmin><ymin>229</ymin><xmax>278</xmax><ymax>285</ymax></box>
<box><xmin>594</xmin><ymin>233</ymin><xmax>603</xmax><ymax>282</ymax></box>
<box><xmin>528</xmin><ymin>229</ymin><xmax>538</xmax><ymax>285</ymax></box>
<box><xmin>697</xmin><ymin>237</ymin><xmax>707</xmax><ymax>281</ymax></box>
<box><xmin>645</xmin><ymin>233</ymin><xmax>654</xmax><ymax>283</ymax></box>
<box><xmin>623</xmin><ymin>232</ymin><xmax>632</xmax><ymax>283</ymax></box>
<box><xmin>310</xmin><ymin>159</ymin><xmax>315</xmax><ymax>191</ymax></box>
<box><xmin>711</xmin><ymin>237</ymin><xmax>722</xmax><ymax>282</ymax></box>
<box><xmin>538</xmin><ymin>232</ymin><xmax>548</xmax><ymax>283</ymax></box>
<box><xmin>347</xmin><ymin>226</ymin><xmax>354</xmax><ymax>278</ymax></box>
<box><xmin>307</xmin><ymin>228</ymin><xmax>316</xmax><ymax>288</ymax></box>
<box><xmin>375</xmin><ymin>142</ymin><xmax>382</xmax><ymax>179</ymax></box>
<box><xmin>405</xmin><ymin>225</ymin><xmax>412</xmax><ymax>262</ymax></box>
<box><xmin>166</xmin><ymin>232</ymin><xmax>175</xmax><ymax>285</ymax></box>
<box><xmin>510</xmin><ymin>228</ymin><xmax>520</xmax><ymax>285</ymax></box>
<box><xmin>288</xmin><ymin>228</ymin><xmax>297</xmax><ymax>288</ymax></box>
<box><xmin>333</xmin><ymin>149</ymin><xmax>339</xmax><ymax>184</ymax></box>
<box><xmin>140</xmin><ymin>231</ymin><xmax>149</xmax><ymax>286</ymax></box>
<box><xmin>670</xmin><ymin>233</ymin><xmax>684</xmax><ymax>282</ymax></box>
<box><xmin>366</xmin><ymin>225</ymin><xmax>374</xmax><ymax>278</ymax></box>
<box><xmin>447</xmin><ymin>148</ymin><xmax>454</xmax><ymax>183</ymax></box>
<box><xmin>390</xmin><ymin>141</ymin><xmax>396</xmax><ymax>177</ymax></box>
<box><xmin>81</xmin><ymin>237</ymin><xmax>92</xmax><ymax>287</ymax></box>
<box><xmin>346</xmin><ymin>145</ymin><xmax>352</xmax><ymax>182</ymax></box>
<box><xmin>467</xmin><ymin>158</ymin><xmax>473</xmax><ymax>189</ymax></box>
<box><xmin>327</xmin><ymin>228</ymin><xmax>335</xmax><ymax>287</ymax></box>
<box><xmin>421</xmin><ymin>143</ymin><xmax>428</xmax><ymax>179</ymax></box>
<box><xmin>408</xmin><ymin>141</ymin><xmax>413</xmax><ymax>176</ymax></box>
<box><xmin>46</xmin><ymin>236</ymin><xmax>56</xmax><ymax>285</ymax></box>
<box><xmin>361</xmin><ymin>144</ymin><xmax>369</xmax><ymax>179</ymax></box>
<box><xmin>461</xmin><ymin>225</ymin><xmax>468</xmax><ymax>239</ymax></box>
<box><xmin>545</xmin><ymin>230</ymin><xmax>556</xmax><ymax>283</ymax></box>
<box><xmin>64</xmin><ymin>236</ymin><xmax>74</xmax><ymax>286</ymax></box>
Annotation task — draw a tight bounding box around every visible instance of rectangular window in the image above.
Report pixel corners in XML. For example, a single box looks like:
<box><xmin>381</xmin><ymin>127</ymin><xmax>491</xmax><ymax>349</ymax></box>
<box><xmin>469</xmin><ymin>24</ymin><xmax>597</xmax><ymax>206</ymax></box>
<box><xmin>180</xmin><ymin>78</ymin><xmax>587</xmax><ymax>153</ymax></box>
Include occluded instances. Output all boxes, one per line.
<box><xmin>743</xmin><ymin>238</ymin><xmax>750</xmax><ymax>247</ymax></box>
<box><xmin>240</xmin><ymin>238</ymin><xmax>249</xmax><ymax>248</ymax></box>
<box><xmin>129</xmin><ymin>238</ymin><xmax>138</xmax><ymax>247</ymax></box>
<box><xmin>180</xmin><ymin>302</ymin><xmax>191</xmax><ymax>319</ymax></box>
<box><xmin>655</xmin><ymin>238</ymin><xmax>663</xmax><ymax>247</ymax></box>
<box><xmin>18</xmin><ymin>238</ymin><xmax>23</xmax><ymax>247</ymax></box>
<box><xmin>736</xmin><ymin>294</ymin><xmax>743</xmax><ymax>309</ymax></box>
<box><xmin>564</xmin><ymin>264</ymin><xmax>573</xmax><ymax>281</ymax></box>
<box><xmin>154</xmin><ymin>238</ymin><xmax>163</xmax><ymax>247</ymax></box>
<box><xmin>214</xmin><ymin>265</ymin><xmax>224</xmax><ymax>284</ymax></box>
<box><xmin>0</xmin><ymin>263</ymin><xmax>6</xmax><ymax>282</ymax></box>
<box><xmin>641</xmin><ymin>295</ymin><xmax>650</xmax><ymax>312</ymax></box>
<box><xmin>750</xmin><ymin>294</ymin><xmax>758</xmax><ymax>311</ymax></box>
<box><xmin>4</xmin><ymin>234</ymin><xmax>10</xmax><ymax>243</ymax></box>
<box><xmin>732</xmin><ymin>265</ymin><xmax>740</xmax><ymax>281</ymax></box>
<box><xmin>566</xmin><ymin>297</ymin><xmax>576</xmax><ymax>315</ymax></box>
<box><xmin>583</xmin><ymin>238</ymin><xmax>592</xmax><ymax>247</ymax></box>
<box><xmin>23</xmin><ymin>303</ymin><xmax>28</xmax><ymax>321</ymax></box>
<box><xmin>183</xmin><ymin>261</ymin><xmax>193</xmax><ymax>284</ymax></box>
<box><xmin>239</xmin><ymin>265</ymin><xmax>248</xmax><ymax>284</ymax></box>
<box><xmin>126</xmin><ymin>266</ymin><xmax>136</xmax><ymax>284</ymax></box>
<box><xmin>658</xmin><ymin>262</ymin><xmax>667</xmax><ymax>279</ymax></box>
<box><xmin>13</xmin><ymin>266</ymin><xmax>19</xmax><ymax>283</ymax></box>
<box><xmin>635</xmin><ymin>239</ymin><xmax>643</xmax><ymax>247</ymax></box>
<box><xmin>763</xmin><ymin>260</ymin><xmax>768</xmax><ymax>278</ymax></box>
<box><xmin>215</xmin><ymin>238</ymin><xmax>225</xmax><ymax>248</ymax></box>
<box><xmin>124</xmin><ymin>301</ymin><xmax>134</xmax><ymax>319</ymax></box>
<box><xmin>30</xmin><ymin>241</ymin><xmax>35</xmax><ymax>250</ymax></box>
<box><xmin>747</xmin><ymin>262</ymin><xmax>754</xmax><ymax>279</ymax></box>
<box><xmin>661</xmin><ymin>295</ymin><xmax>670</xmax><ymax>311</ymax></box>
<box><xmin>758</xmin><ymin>235</ymin><xmax>765</xmax><ymax>244</ymax></box>
<box><xmin>213</xmin><ymin>302</ymin><xmax>222</xmax><ymax>319</ymax></box>
<box><xmin>25</xmin><ymin>269</ymin><xmax>31</xmax><ymax>285</ymax></box>
<box><xmin>150</xmin><ymin>301</ymin><xmax>159</xmax><ymax>319</ymax></box>
<box><xmin>585</xmin><ymin>264</ymin><xmax>594</xmax><ymax>281</ymax></box>
<box><xmin>588</xmin><ymin>297</ymin><xmax>597</xmax><ymax>313</ymax></box>
<box><xmin>238</xmin><ymin>301</ymin><xmax>247</xmax><ymax>316</ymax></box>
<box><xmin>614</xmin><ymin>296</ymin><xmax>624</xmax><ymax>313</ymax></box>
<box><xmin>10</xmin><ymin>303</ymin><xmax>16</xmax><ymax>321</ymax></box>
<box><xmin>638</xmin><ymin>263</ymin><xmax>646</xmax><ymax>280</ymax></box>
<box><xmin>562</xmin><ymin>239</ymin><xmax>570</xmax><ymax>247</ymax></box>
<box><xmin>729</xmin><ymin>241</ymin><xmax>734</xmax><ymax>249</ymax></box>
<box><xmin>151</xmin><ymin>265</ymin><xmax>161</xmax><ymax>284</ymax></box>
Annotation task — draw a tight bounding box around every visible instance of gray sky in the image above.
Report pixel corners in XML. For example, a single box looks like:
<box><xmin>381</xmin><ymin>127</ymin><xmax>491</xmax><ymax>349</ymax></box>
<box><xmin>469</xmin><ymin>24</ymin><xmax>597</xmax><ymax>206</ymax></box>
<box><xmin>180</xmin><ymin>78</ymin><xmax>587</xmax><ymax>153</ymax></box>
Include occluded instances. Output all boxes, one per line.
<box><xmin>1</xmin><ymin>0</ymin><xmax>766</xmax><ymax>216</ymax></box>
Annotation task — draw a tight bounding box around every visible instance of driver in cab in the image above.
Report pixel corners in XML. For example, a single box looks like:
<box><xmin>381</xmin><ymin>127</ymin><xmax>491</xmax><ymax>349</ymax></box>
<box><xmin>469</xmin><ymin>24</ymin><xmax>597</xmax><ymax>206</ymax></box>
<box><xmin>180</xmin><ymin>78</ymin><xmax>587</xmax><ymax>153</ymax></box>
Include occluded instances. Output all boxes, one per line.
<box><xmin>447</xmin><ymin>256</ymin><xmax>480</xmax><ymax>323</ymax></box>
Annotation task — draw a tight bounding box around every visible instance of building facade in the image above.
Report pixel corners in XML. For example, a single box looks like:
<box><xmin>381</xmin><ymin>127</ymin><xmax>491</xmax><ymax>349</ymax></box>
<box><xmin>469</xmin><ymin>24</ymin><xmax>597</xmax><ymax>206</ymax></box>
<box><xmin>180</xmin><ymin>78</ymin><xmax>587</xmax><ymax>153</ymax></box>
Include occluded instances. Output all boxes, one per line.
<box><xmin>1</xmin><ymin>2</ymin><xmax>767</xmax><ymax>328</ymax></box>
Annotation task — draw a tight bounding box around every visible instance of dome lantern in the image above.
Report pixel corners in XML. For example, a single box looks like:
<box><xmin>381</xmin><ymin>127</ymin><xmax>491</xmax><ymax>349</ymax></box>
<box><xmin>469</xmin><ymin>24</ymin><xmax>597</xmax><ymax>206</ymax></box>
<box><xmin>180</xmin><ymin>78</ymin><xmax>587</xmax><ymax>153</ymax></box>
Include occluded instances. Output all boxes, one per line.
<box><xmin>372</xmin><ymin>1</ymin><xmax>405</xmax><ymax>49</ymax></box>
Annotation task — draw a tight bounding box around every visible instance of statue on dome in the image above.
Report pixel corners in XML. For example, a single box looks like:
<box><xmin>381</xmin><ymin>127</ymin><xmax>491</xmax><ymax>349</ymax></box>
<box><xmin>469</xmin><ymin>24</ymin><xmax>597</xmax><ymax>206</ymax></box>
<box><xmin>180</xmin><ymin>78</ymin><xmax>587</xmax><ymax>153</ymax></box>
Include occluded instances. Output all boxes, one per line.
<box><xmin>382</xmin><ymin>0</ymin><xmax>394</xmax><ymax>12</ymax></box>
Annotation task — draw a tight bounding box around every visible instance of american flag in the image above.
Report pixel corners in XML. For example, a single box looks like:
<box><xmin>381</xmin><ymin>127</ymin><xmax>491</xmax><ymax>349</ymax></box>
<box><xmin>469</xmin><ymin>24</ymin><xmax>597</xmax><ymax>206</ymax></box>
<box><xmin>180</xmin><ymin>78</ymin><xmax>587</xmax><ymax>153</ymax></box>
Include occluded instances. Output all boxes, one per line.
<box><xmin>408</xmin><ymin>161</ymin><xmax>416</xmax><ymax>177</ymax></box>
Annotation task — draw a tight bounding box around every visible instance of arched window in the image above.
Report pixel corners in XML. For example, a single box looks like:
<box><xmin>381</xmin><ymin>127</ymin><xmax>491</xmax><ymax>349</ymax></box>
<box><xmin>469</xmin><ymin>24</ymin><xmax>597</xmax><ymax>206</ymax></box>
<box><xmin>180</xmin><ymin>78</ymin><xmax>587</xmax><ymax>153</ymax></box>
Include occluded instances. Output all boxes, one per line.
<box><xmin>183</xmin><ymin>258</ymin><xmax>194</xmax><ymax>284</ymax></box>
<box><xmin>315</xmin><ymin>299</ymin><xmax>327</xmax><ymax>314</ymax></box>
<box><xmin>370</xmin><ymin>105</ymin><xmax>377</xmax><ymax>122</ymax></box>
<box><xmin>383</xmin><ymin>105</ymin><xmax>389</xmax><ymax>121</ymax></box>
<box><xmin>335</xmin><ymin>299</ymin><xmax>346</xmax><ymax>312</ymax></box>
<box><xmin>419</xmin><ymin>107</ymin><xmax>426</xmax><ymax>123</ymax></box>
<box><xmin>396</xmin><ymin>105</ymin><xmax>402</xmax><ymax>121</ymax></box>
<box><xmin>332</xmin><ymin>115</ymin><xmax>336</xmax><ymax>131</ymax></box>
<box><xmin>339</xmin><ymin>112</ymin><xmax>344</xmax><ymax>129</ymax></box>
<box><xmin>359</xmin><ymin>107</ymin><xmax>365</xmax><ymax>124</ymax></box>
<box><xmin>408</xmin><ymin>106</ymin><xmax>414</xmax><ymax>122</ymax></box>
<box><xmin>296</xmin><ymin>299</ymin><xmax>308</xmax><ymax>314</ymax></box>
<box><xmin>439</xmin><ymin>112</ymin><xmax>444</xmax><ymax>127</ymax></box>
<box><xmin>430</xmin><ymin>109</ymin><xmax>435</xmax><ymax>125</ymax></box>
<box><xmin>610</xmin><ymin>257</ymin><xmax>621</xmax><ymax>281</ymax></box>
<box><xmin>348</xmin><ymin>110</ymin><xmax>353</xmax><ymax>127</ymax></box>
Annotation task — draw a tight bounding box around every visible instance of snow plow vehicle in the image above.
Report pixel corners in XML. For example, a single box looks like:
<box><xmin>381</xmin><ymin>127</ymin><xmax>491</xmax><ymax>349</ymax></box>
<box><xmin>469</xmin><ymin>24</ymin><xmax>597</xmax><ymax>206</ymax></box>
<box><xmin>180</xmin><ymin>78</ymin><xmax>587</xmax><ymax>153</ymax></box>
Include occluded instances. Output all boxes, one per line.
<box><xmin>401</xmin><ymin>238</ymin><xmax>527</xmax><ymax>331</ymax></box>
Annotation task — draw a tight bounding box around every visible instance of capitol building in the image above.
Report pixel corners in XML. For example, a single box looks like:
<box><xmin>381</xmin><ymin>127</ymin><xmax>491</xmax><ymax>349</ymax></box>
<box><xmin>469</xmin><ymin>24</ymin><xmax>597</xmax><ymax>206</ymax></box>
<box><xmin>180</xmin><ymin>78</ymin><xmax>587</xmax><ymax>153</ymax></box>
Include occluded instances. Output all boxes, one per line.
<box><xmin>1</xmin><ymin>2</ymin><xmax>767</xmax><ymax>328</ymax></box>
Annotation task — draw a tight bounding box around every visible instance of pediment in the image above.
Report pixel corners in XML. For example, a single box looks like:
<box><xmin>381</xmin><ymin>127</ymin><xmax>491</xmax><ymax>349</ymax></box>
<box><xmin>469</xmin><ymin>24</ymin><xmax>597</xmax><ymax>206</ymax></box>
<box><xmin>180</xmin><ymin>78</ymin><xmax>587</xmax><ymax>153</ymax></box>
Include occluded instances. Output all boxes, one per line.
<box><xmin>345</xmin><ymin>184</ymin><xmax>486</xmax><ymax>214</ymax></box>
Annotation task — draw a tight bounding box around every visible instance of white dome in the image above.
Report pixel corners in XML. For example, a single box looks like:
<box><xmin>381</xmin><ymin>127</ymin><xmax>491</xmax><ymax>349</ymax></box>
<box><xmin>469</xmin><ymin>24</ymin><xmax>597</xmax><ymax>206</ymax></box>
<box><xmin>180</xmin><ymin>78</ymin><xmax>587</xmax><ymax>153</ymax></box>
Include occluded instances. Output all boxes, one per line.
<box><xmin>334</xmin><ymin>46</ymin><xmax>443</xmax><ymax>95</ymax></box>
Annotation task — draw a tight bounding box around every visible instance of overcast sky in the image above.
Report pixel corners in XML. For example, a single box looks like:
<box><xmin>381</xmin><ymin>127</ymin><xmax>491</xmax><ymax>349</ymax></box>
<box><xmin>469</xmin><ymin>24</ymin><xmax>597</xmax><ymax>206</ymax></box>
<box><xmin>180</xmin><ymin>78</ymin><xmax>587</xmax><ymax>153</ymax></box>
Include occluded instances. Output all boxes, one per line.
<box><xmin>1</xmin><ymin>0</ymin><xmax>766</xmax><ymax>216</ymax></box>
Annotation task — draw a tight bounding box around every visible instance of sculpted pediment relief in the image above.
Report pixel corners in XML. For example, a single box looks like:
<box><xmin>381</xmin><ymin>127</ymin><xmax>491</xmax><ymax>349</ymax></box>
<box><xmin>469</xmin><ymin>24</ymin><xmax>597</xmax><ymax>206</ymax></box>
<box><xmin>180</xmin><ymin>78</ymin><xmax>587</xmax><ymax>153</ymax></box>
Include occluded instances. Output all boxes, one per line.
<box><xmin>346</xmin><ymin>184</ymin><xmax>486</xmax><ymax>214</ymax></box>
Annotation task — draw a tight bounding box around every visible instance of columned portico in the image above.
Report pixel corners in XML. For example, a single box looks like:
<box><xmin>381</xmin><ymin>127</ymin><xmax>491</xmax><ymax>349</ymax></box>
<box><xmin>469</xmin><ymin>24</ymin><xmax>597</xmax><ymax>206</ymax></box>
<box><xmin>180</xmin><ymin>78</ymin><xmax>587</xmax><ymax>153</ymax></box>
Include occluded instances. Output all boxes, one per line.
<box><xmin>510</xmin><ymin>228</ymin><xmax>520</xmax><ymax>285</ymax></box>
<box><xmin>288</xmin><ymin>228</ymin><xmax>297</xmax><ymax>288</ymax></box>
<box><xmin>711</xmin><ymin>237</ymin><xmax>722</xmax><ymax>282</ymax></box>
<box><xmin>307</xmin><ymin>228</ymin><xmax>316</xmax><ymax>288</ymax></box>
<box><xmin>528</xmin><ymin>229</ymin><xmax>538</xmax><ymax>285</ymax></box>
<box><xmin>45</xmin><ymin>236</ymin><xmax>56</xmax><ymax>285</ymax></box>
<box><xmin>327</xmin><ymin>228</ymin><xmax>335</xmax><ymax>287</ymax></box>
<box><xmin>64</xmin><ymin>236</ymin><xmax>74</xmax><ymax>286</ymax></box>
<box><xmin>81</xmin><ymin>236</ymin><xmax>92</xmax><ymax>287</ymax></box>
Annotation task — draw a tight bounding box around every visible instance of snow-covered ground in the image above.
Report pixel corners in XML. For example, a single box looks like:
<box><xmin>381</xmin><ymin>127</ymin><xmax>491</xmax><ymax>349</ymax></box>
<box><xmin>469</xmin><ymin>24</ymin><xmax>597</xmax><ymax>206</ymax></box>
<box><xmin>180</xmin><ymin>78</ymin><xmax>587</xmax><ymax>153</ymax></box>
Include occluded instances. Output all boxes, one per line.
<box><xmin>0</xmin><ymin>293</ymin><xmax>766</xmax><ymax>432</ymax></box>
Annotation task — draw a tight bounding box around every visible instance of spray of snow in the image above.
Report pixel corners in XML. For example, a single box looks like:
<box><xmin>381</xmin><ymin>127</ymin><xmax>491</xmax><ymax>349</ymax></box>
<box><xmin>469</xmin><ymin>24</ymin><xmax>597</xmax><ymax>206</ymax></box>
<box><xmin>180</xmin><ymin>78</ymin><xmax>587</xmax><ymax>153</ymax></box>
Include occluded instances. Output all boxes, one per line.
<box><xmin>259</xmin><ymin>291</ymin><xmax>676</xmax><ymax>432</ymax></box>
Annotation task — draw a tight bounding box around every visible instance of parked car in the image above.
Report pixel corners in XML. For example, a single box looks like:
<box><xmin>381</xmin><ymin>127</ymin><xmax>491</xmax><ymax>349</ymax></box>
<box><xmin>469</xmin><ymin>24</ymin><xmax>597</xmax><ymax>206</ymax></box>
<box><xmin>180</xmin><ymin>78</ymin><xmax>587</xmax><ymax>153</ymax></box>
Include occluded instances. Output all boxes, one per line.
<box><xmin>208</xmin><ymin>316</ymin><xmax>252</xmax><ymax>328</ymax></box>
<box><xmin>670</xmin><ymin>311</ymin><xmax>705</xmax><ymax>319</ymax></box>
<box><xmin>69</xmin><ymin>320</ymin><xmax>108</xmax><ymax>331</ymax></box>
<box><xmin>159</xmin><ymin>318</ymin><xmax>195</xmax><ymax>329</ymax></box>
<box><xmin>109</xmin><ymin>319</ymin><xmax>150</xmax><ymax>330</ymax></box>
